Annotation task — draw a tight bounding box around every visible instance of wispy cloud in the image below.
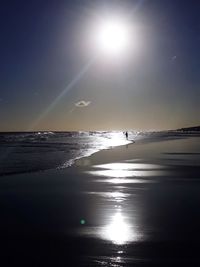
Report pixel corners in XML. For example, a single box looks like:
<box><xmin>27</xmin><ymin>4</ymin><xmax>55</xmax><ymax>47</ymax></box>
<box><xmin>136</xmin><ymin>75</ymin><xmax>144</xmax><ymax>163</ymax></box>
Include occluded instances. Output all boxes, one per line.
<box><xmin>69</xmin><ymin>100</ymin><xmax>91</xmax><ymax>113</ymax></box>
<box><xmin>75</xmin><ymin>100</ymin><xmax>91</xmax><ymax>107</ymax></box>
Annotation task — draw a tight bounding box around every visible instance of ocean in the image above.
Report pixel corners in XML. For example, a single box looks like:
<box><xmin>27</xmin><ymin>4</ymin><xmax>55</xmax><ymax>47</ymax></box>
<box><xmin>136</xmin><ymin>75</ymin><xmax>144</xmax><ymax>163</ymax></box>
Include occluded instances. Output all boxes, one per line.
<box><xmin>0</xmin><ymin>131</ymin><xmax>134</xmax><ymax>176</ymax></box>
<box><xmin>0</xmin><ymin>130</ymin><xmax>199</xmax><ymax>176</ymax></box>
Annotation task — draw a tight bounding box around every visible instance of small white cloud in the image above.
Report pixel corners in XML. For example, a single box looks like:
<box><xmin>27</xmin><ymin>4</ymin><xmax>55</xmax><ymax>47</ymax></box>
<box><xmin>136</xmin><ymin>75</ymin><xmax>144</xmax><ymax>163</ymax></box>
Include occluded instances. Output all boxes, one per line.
<box><xmin>75</xmin><ymin>100</ymin><xmax>91</xmax><ymax>108</ymax></box>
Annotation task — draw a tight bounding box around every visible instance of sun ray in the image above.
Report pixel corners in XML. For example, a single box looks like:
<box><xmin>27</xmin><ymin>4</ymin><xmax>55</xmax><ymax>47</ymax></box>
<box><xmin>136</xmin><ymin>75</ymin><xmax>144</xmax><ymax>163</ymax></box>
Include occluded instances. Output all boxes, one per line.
<box><xmin>28</xmin><ymin>56</ymin><xmax>96</xmax><ymax>130</ymax></box>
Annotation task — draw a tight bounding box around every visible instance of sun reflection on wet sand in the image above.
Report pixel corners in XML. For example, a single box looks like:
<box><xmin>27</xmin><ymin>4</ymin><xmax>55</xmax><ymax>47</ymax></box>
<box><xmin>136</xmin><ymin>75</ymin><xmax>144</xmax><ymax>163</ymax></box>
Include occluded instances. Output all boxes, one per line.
<box><xmin>97</xmin><ymin>177</ymin><xmax>155</xmax><ymax>184</ymax></box>
<box><xmin>87</xmin><ymin>162</ymin><xmax>165</xmax><ymax>181</ymax></box>
<box><xmin>86</xmin><ymin>191</ymin><xmax>130</xmax><ymax>202</ymax></box>
<box><xmin>101</xmin><ymin>211</ymin><xmax>140</xmax><ymax>245</ymax></box>
<box><xmin>81</xmin><ymin>161</ymin><xmax>152</xmax><ymax>249</ymax></box>
<box><xmin>81</xmin><ymin>186</ymin><xmax>141</xmax><ymax>245</ymax></box>
<box><xmin>90</xmin><ymin>169</ymin><xmax>162</xmax><ymax>178</ymax></box>
<box><xmin>94</xmin><ymin>163</ymin><xmax>164</xmax><ymax>170</ymax></box>
<box><xmin>79</xmin><ymin>137</ymin><xmax>200</xmax><ymax>265</ymax></box>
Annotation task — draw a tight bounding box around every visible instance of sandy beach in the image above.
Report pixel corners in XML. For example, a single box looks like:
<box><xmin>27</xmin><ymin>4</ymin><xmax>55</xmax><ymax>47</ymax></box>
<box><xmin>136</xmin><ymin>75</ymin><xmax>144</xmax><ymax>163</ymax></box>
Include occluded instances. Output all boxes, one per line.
<box><xmin>1</xmin><ymin>0</ymin><xmax>200</xmax><ymax>265</ymax></box>
<box><xmin>0</xmin><ymin>134</ymin><xmax>200</xmax><ymax>266</ymax></box>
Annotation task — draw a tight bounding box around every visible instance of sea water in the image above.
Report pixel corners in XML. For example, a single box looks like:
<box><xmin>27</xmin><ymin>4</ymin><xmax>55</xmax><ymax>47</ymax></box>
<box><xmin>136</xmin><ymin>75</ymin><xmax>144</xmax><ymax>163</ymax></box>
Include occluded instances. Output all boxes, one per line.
<box><xmin>0</xmin><ymin>130</ymin><xmax>199</xmax><ymax>176</ymax></box>
<box><xmin>0</xmin><ymin>131</ymin><xmax>134</xmax><ymax>176</ymax></box>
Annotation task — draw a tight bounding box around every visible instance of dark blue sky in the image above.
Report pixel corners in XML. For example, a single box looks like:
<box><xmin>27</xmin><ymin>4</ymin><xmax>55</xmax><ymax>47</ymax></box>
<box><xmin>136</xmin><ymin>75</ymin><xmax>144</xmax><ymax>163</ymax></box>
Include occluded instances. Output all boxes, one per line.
<box><xmin>0</xmin><ymin>0</ymin><xmax>199</xmax><ymax>131</ymax></box>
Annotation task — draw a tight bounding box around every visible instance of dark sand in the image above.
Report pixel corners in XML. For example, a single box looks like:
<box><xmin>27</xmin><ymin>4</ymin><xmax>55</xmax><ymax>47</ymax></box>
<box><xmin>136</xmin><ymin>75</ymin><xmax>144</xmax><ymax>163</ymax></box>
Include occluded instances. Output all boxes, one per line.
<box><xmin>0</xmin><ymin>136</ymin><xmax>200</xmax><ymax>266</ymax></box>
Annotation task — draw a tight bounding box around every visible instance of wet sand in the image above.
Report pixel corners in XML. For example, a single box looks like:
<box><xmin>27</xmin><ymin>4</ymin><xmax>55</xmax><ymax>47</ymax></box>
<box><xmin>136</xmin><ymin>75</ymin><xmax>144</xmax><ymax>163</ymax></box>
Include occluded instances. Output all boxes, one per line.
<box><xmin>0</xmin><ymin>135</ymin><xmax>200</xmax><ymax>266</ymax></box>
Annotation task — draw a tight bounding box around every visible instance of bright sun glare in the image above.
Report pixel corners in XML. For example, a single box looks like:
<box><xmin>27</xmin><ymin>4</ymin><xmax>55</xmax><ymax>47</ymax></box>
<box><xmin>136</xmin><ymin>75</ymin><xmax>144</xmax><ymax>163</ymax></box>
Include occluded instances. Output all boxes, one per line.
<box><xmin>96</xmin><ymin>18</ymin><xmax>130</xmax><ymax>56</ymax></box>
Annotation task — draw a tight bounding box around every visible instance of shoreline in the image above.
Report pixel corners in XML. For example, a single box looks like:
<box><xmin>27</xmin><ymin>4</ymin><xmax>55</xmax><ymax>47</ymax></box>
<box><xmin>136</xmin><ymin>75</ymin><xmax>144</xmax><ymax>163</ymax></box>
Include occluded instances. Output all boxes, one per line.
<box><xmin>0</xmin><ymin>134</ymin><xmax>200</xmax><ymax>265</ymax></box>
<box><xmin>0</xmin><ymin>131</ymin><xmax>134</xmax><ymax>177</ymax></box>
<box><xmin>74</xmin><ymin>134</ymin><xmax>200</xmax><ymax>169</ymax></box>
<box><xmin>1</xmin><ymin>131</ymin><xmax>200</xmax><ymax>178</ymax></box>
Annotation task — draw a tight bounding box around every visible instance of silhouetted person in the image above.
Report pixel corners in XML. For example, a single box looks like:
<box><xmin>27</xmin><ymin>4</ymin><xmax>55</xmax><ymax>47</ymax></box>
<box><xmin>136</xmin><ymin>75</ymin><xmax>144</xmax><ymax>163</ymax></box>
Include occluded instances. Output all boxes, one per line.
<box><xmin>125</xmin><ymin>131</ymin><xmax>128</xmax><ymax>140</ymax></box>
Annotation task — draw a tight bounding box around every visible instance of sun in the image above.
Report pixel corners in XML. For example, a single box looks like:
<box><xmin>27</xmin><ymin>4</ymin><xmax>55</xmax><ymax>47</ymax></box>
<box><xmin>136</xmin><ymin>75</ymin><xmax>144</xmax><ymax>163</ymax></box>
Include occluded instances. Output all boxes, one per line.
<box><xmin>96</xmin><ymin>18</ymin><xmax>130</xmax><ymax>56</ymax></box>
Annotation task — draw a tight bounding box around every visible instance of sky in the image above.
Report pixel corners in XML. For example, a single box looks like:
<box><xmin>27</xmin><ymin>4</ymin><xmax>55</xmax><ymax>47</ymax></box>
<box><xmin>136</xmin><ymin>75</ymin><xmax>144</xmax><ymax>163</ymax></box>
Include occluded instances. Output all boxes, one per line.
<box><xmin>0</xmin><ymin>0</ymin><xmax>199</xmax><ymax>131</ymax></box>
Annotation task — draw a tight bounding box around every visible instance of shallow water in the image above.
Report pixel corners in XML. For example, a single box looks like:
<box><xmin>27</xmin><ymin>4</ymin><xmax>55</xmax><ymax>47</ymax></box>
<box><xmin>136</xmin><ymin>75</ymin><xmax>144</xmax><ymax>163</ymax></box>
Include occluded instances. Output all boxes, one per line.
<box><xmin>0</xmin><ymin>131</ymin><xmax>132</xmax><ymax>175</ymax></box>
<box><xmin>0</xmin><ymin>134</ymin><xmax>200</xmax><ymax>266</ymax></box>
<box><xmin>0</xmin><ymin>130</ymin><xmax>198</xmax><ymax>176</ymax></box>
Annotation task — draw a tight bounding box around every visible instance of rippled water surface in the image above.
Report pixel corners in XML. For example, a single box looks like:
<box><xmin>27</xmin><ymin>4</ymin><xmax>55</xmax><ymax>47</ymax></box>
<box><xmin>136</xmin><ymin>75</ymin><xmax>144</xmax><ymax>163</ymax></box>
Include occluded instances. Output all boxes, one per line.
<box><xmin>0</xmin><ymin>131</ymin><xmax>133</xmax><ymax>175</ymax></box>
